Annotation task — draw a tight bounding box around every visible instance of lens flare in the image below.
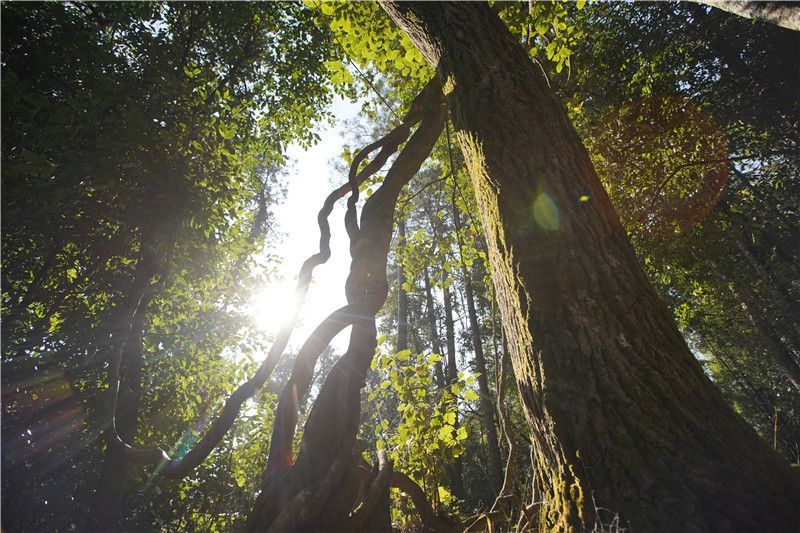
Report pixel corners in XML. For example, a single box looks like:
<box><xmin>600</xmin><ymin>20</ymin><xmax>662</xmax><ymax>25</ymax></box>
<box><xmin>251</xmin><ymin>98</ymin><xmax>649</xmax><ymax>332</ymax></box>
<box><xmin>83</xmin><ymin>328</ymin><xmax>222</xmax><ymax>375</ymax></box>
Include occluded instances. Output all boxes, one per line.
<box><xmin>587</xmin><ymin>95</ymin><xmax>729</xmax><ymax>237</ymax></box>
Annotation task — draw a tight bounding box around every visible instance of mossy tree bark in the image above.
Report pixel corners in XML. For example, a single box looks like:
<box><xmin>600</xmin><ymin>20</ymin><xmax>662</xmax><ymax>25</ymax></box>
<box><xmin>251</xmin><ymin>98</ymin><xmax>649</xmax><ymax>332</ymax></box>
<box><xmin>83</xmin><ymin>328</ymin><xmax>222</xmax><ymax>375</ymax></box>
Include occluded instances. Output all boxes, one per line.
<box><xmin>382</xmin><ymin>2</ymin><xmax>800</xmax><ymax>530</ymax></box>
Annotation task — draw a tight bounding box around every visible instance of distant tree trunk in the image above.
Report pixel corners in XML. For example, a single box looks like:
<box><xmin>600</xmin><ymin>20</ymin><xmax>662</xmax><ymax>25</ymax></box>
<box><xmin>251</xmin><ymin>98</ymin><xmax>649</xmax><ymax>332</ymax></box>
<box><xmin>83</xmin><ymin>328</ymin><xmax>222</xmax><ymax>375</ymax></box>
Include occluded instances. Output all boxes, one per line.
<box><xmin>442</xmin><ymin>277</ymin><xmax>465</xmax><ymax>500</ymax></box>
<box><xmin>726</xmin><ymin>274</ymin><xmax>800</xmax><ymax>391</ymax></box>
<box><xmin>397</xmin><ymin>219</ymin><xmax>410</xmax><ymax>352</ymax></box>
<box><xmin>462</xmin><ymin>269</ymin><xmax>504</xmax><ymax>496</ymax></box>
<box><xmin>736</xmin><ymin>236</ymin><xmax>800</xmax><ymax>341</ymax></box>
<box><xmin>88</xmin><ymin>252</ymin><xmax>157</xmax><ymax>531</ymax></box>
<box><xmin>382</xmin><ymin>2</ymin><xmax>800</xmax><ymax>530</ymax></box>
<box><xmin>423</xmin><ymin>266</ymin><xmax>446</xmax><ymax>386</ymax></box>
<box><xmin>453</xmin><ymin>209</ymin><xmax>503</xmax><ymax>495</ymax></box>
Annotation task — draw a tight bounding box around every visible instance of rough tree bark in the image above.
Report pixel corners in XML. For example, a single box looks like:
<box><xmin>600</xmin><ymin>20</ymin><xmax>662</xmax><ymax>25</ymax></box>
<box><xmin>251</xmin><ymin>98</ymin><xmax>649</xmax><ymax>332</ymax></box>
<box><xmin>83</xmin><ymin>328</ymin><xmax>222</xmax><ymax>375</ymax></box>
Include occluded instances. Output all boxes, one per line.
<box><xmin>382</xmin><ymin>2</ymin><xmax>800</xmax><ymax>530</ymax></box>
<box><xmin>695</xmin><ymin>0</ymin><xmax>800</xmax><ymax>31</ymax></box>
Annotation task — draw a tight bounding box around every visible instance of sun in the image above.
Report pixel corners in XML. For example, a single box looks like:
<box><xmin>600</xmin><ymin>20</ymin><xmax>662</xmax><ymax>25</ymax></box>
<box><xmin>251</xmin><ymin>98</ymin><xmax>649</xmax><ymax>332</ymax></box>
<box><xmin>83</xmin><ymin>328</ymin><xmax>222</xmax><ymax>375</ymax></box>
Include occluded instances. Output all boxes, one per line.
<box><xmin>247</xmin><ymin>281</ymin><xmax>300</xmax><ymax>335</ymax></box>
<box><xmin>247</xmin><ymin>265</ymin><xmax>351</xmax><ymax>352</ymax></box>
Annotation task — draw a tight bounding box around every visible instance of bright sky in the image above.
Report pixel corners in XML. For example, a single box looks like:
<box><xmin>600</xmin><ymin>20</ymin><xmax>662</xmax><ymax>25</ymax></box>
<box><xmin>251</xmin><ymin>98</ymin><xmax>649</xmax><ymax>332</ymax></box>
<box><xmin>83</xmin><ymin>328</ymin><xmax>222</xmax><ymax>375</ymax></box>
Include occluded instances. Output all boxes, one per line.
<box><xmin>247</xmin><ymin>96</ymin><xmax>363</xmax><ymax>353</ymax></box>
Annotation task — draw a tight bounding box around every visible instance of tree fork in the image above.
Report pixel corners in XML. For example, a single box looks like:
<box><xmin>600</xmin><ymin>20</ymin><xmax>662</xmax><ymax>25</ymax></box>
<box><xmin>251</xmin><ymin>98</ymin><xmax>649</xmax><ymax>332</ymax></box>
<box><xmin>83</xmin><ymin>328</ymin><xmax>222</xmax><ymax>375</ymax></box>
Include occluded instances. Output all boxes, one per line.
<box><xmin>381</xmin><ymin>2</ymin><xmax>800</xmax><ymax>530</ymax></box>
<box><xmin>264</xmin><ymin>82</ymin><xmax>442</xmax><ymax>475</ymax></box>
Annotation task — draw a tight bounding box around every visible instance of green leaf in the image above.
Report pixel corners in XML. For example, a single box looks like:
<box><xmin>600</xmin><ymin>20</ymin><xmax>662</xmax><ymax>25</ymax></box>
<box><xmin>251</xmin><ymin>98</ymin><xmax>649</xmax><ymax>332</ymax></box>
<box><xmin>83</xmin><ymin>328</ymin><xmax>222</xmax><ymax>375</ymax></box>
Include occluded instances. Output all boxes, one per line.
<box><xmin>331</xmin><ymin>68</ymin><xmax>354</xmax><ymax>86</ymax></box>
<box><xmin>323</xmin><ymin>59</ymin><xmax>343</xmax><ymax>73</ymax></box>
<box><xmin>546</xmin><ymin>42</ymin><xmax>558</xmax><ymax>60</ymax></box>
<box><xmin>218</xmin><ymin>123</ymin><xmax>237</xmax><ymax>140</ymax></box>
<box><xmin>48</xmin><ymin>313</ymin><xmax>63</xmax><ymax>333</ymax></box>
<box><xmin>426</xmin><ymin>353</ymin><xmax>443</xmax><ymax>365</ymax></box>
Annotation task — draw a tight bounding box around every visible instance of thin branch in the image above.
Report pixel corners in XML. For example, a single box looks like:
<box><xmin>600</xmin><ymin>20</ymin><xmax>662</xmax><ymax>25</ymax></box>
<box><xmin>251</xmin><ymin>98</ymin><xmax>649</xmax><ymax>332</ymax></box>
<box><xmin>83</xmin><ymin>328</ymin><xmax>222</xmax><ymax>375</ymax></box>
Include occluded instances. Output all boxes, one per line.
<box><xmin>398</xmin><ymin>173</ymin><xmax>449</xmax><ymax>209</ymax></box>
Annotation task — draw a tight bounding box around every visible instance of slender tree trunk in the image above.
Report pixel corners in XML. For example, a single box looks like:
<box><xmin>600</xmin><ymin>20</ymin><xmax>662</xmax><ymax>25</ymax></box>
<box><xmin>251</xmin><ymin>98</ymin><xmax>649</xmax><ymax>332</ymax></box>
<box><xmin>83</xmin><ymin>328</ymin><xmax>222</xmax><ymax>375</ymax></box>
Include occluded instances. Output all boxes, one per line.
<box><xmin>423</xmin><ymin>266</ymin><xmax>446</xmax><ymax>386</ymax></box>
<box><xmin>397</xmin><ymin>219</ymin><xmax>410</xmax><ymax>352</ymax></box>
<box><xmin>442</xmin><ymin>278</ymin><xmax>465</xmax><ymax>500</ymax></box>
<box><xmin>88</xmin><ymin>253</ymin><xmax>157</xmax><ymax>531</ymax></box>
<box><xmin>443</xmin><ymin>283</ymin><xmax>458</xmax><ymax>386</ymax></box>
<box><xmin>463</xmin><ymin>271</ymin><xmax>504</xmax><ymax>496</ymax></box>
<box><xmin>454</xmin><ymin>209</ymin><xmax>503</xmax><ymax>495</ymax></box>
<box><xmin>726</xmin><ymin>274</ymin><xmax>800</xmax><ymax>391</ymax></box>
<box><xmin>382</xmin><ymin>2</ymin><xmax>800</xmax><ymax>530</ymax></box>
<box><xmin>736</xmin><ymin>236</ymin><xmax>800</xmax><ymax>342</ymax></box>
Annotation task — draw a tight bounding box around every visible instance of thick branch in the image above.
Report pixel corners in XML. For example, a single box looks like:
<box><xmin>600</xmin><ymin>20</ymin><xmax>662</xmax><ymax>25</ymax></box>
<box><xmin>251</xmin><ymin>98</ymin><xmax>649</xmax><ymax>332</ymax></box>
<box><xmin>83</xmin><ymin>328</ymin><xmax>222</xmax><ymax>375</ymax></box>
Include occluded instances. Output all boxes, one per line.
<box><xmin>265</xmin><ymin>85</ymin><xmax>437</xmax><ymax>472</ymax></box>
<box><xmin>391</xmin><ymin>471</ymin><xmax>458</xmax><ymax>532</ymax></box>
<box><xmin>245</xmin><ymin>79</ymin><xmax>445</xmax><ymax>530</ymax></box>
<box><xmin>694</xmin><ymin>1</ymin><xmax>800</xmax><ymax>31</ymax></box>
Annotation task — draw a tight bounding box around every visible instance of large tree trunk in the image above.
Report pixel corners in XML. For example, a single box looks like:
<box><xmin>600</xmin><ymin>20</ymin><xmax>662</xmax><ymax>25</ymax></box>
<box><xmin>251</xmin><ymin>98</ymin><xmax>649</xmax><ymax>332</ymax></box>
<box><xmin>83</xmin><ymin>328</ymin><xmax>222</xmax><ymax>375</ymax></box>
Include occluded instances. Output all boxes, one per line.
<box><xmin>382</xmin><ymin>2</ymin><xmax>800</xmax><ymax>530</ymax></box>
